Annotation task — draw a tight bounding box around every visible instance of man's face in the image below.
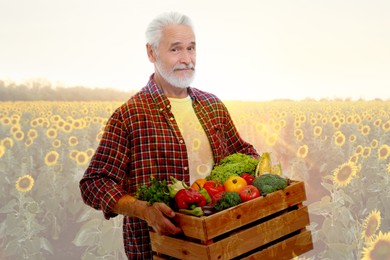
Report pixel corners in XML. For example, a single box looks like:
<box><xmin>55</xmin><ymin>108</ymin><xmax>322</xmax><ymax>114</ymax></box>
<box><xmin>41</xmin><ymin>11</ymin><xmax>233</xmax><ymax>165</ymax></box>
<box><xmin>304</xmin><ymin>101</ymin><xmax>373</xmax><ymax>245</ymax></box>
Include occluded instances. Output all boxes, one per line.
<box><xmin>153</xmin><ymin>24</ymin><xmax>196</xmax><ymax>88</ymax></box>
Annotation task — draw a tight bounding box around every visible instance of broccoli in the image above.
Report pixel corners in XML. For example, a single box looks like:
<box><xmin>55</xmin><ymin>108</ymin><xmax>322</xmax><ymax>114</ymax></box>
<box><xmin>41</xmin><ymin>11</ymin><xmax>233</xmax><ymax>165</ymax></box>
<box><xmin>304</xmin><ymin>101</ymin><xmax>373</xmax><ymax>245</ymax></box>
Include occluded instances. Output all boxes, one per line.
<box><xmin>252</xmin><ymin>173</ymin><xmax>288</xmax><ymax>196</ymax></box>
<box><xmin>213</xmin><ymin>192</ymin><xmax>242</xmax><ymax>211</ymax></box>
<box><xmin>207</xmin><ymin>153</ymin><xmax>259</xmax><ymax>184</ymax></box>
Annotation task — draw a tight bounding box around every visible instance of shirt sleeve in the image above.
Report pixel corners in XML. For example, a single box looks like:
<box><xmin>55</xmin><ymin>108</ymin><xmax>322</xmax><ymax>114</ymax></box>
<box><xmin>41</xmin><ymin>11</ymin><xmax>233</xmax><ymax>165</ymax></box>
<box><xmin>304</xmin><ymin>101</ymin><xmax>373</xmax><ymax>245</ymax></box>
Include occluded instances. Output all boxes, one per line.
<box><xmin>79</xmin><ymin>109</ymin><xmax>130</xmax><ymax>219</ymax></box>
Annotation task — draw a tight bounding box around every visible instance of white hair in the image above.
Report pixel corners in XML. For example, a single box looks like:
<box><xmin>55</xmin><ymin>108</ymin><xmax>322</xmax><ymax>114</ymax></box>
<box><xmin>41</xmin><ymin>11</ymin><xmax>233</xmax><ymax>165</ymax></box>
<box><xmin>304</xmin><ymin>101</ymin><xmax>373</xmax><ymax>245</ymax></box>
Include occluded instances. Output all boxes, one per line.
<box><xmin>145</xmin><ymin>12</ymin><xmax>194</xmax><ymax>49</ymax></box>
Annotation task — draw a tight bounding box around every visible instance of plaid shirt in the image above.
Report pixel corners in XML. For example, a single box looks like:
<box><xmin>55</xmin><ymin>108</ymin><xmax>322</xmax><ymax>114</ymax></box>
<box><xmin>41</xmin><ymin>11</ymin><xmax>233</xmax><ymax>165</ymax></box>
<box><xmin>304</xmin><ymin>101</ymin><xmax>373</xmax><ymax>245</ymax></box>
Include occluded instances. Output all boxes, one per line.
<box><xmin>79</xmin><ymin>75</ymin><xmax>258</xmax><ymax>259</ymax></box>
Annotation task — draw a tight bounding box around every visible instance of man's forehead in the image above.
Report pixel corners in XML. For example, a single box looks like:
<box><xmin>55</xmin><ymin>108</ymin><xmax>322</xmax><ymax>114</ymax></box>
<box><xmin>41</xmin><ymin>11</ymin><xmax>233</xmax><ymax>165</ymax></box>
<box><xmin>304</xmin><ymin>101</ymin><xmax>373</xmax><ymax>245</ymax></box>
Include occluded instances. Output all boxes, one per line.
<box><xmin>161</xmin><ymin>24</ymin><xmax>195</xmax><ymax>44</ymax></box>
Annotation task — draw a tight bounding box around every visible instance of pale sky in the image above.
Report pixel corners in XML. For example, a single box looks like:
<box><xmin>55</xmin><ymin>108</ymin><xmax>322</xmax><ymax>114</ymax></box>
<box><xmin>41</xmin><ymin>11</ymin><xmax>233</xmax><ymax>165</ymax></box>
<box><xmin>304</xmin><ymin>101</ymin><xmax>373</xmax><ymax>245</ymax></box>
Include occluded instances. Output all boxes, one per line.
<box><xmin>1</xmin><ymin>0</ymin><xmax>389</xmax><ymax>101</ymax></box>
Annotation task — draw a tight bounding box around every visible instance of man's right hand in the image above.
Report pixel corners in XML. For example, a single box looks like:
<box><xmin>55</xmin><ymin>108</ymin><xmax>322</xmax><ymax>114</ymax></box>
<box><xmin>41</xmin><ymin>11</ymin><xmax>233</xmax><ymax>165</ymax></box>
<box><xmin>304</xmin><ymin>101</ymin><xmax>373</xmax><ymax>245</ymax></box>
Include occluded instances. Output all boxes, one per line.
<box><xmin>113</xmin><ymin>195</ymin><xmax>182</xmax><ymax>235</ymax></box>
<box><xmin>141</xmin><ymin>201</ymin><xmax>182</xmax><ymax>235</ymax></box>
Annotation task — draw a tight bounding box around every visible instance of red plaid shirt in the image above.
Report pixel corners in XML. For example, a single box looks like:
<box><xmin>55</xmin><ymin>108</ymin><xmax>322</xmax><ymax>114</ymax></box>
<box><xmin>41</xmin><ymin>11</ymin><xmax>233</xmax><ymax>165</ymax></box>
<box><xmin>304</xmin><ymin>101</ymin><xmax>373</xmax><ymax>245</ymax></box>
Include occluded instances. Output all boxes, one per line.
<box><xmin>79</xmin><ymin>75</ymin><xmax>258</xmax><ymax>259</ymax></box>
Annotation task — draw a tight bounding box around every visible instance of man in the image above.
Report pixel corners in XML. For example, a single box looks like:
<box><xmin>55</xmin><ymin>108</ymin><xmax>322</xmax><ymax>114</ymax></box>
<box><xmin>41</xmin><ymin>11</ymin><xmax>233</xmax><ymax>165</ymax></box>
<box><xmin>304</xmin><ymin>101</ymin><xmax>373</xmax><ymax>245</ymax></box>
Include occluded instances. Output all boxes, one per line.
<box><xmin>79</xmin><ymin>12</ymin><xmax>258</xmax><ymax>259</ymax></box>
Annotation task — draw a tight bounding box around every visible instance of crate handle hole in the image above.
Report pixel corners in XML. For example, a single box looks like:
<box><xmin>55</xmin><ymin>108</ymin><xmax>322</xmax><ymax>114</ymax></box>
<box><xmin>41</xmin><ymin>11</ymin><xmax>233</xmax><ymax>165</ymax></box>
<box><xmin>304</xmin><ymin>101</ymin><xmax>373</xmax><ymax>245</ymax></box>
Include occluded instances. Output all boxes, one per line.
<box><xmin>236</xmin><ymin>214</ymin><xmax>241</xmax><ymax>219</ymax></box>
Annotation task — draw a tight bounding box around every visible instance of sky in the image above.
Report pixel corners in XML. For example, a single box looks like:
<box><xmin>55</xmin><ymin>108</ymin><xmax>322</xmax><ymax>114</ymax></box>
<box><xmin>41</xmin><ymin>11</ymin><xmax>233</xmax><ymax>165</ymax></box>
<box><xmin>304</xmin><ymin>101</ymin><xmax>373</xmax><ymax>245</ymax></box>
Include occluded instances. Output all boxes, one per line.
<box><xmin>1</xmin><ymin>0</ymin><xmax>390</xmax><ymax>101</ymax></box>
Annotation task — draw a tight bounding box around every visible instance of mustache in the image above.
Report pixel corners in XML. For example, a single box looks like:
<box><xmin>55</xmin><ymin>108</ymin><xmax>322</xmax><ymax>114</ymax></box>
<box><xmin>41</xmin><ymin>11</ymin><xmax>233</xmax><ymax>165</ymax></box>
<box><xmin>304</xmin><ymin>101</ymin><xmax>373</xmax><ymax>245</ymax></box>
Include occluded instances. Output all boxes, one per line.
<box><xmin>174</xmin><ymin>63</ymin><xmax>195</xmax><ymax>71</ymax></box>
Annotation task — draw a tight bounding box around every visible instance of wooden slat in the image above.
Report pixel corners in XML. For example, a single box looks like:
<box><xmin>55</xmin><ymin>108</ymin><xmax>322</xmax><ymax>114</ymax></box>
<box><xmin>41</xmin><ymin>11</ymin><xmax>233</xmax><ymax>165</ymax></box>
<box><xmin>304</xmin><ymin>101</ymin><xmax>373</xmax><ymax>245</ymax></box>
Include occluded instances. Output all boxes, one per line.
<box><xmin>242</xmin><ymin>229</ymin><xmax>313</xmax><ymax>260</ymax></box>
<box><xmin>150</xmin><ymin>232</ymin><xmax>209</xmax><ymax>260</ymax></box>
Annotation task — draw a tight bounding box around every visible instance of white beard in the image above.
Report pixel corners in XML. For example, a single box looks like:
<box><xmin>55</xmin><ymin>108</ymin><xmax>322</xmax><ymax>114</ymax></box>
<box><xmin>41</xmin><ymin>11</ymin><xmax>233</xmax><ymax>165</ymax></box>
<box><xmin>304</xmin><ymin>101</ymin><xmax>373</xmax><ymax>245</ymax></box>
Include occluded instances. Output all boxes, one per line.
<box><xmin>155</xmin><ymin>59</ymin><xmax>195</xmax><ymax>89</ymax></box>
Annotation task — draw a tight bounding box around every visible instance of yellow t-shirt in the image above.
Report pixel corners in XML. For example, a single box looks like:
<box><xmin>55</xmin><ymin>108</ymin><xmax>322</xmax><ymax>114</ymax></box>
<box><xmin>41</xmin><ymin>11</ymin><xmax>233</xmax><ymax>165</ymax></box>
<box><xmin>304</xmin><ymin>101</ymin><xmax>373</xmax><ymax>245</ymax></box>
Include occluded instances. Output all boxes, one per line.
<box><xmin>168</xmin><ymin>96</ymin><xmax>214</xmax><ymax>184</ymax></box>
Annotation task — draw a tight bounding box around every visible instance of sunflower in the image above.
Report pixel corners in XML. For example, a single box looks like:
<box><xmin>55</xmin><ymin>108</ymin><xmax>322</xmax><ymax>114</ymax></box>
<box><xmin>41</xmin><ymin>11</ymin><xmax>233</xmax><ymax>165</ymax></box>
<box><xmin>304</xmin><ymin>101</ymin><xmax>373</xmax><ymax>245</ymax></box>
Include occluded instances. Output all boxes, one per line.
<box><xmin>0</xmin><ymin>144</ymin><xmax>5</xmax><ymax>158</ymax></box>
<box><xmin>1</xmin><ymin>137</ymin><xmax>14</xmax><ymax>149</ymax></box>
<box><xmin>15</xmin><ymin>175</ymin><xmax>34</xmax><ymax>192</ymax></box>
<box><xmin>76</xmin><ymin>151</ymin><xmax>89</xmax><ymax>165</ymax></box>
<box><xmin>69</xmin><ymin>149</ymin><xmax>79</xmax><ymax>160</ymax></box>
<box><xmin>24</xmin><ymin>138</ymin><xmax>33</xmax><ymax>147</ymax></box>
<box><xmin>46</xmin><ymin>128</ymin><xmax>57</xmax><ymax>139</ymax></box>
<box><xmin>13</xmin><ymin>130</ymin><xmax>25</xmax><ymax>141</ymax></box>
<box><xmin>373</xmin><ymin>118</ymin><xmax>382</xmax><ymax>127</ymax></box>
<box><xmin>361</xmin><ymin>231</ymin><xmax>390</xmax><ymax>260</ymax></box>
<box><xmin>313</xmin><ymin>126</ymin><xmax>322</xmax><ymax>137</ymax></box>
<box><xmin>387</xmin><ymin>162</ymin><xmax>390</xmax><ymax>173</ymax></box>
<box><xmin>61</xmin><ymin>123</ymin><xmax>73</xmax><ymax>133</ymax></box>
<box><xmin>382</xmin><ymin>120</ymin><xmax>390</xmax><ymax>132</ymax></box>
<box><xmin>334</xmin><ymin>132</ymin><xmax>346</xmax><ymax>147</ymax></box>
<box><xmin>296</xmin><ymin>144</ymin><xmax>309</xmax><ymax>158</ymax></box>
<box><xmin>377</xmin><ymin>144</ymin><xmax>390</xmax><ymax>160</ymax></box>
<box><xmin>294</xmin><ymin>128</ymin><xmax>303</xmax><ymax>137</ymax></box>
<box><xmin>332</xmin><ymin>161</ymin><xmax>359</xmax><ymax>187</ymax></box>
<box><xmin>349</xmin><ymin>154</ymin><xmax>359</xmax><ymax>164</ymax></box>
<box><xmin>265</xmin><ymin>133</ymin><xmax>278</xmax><ymax>146</ymax></box>
<box><xmin>360</xmin><ymin>125</ymin><xmax>371</xmax><ymax>136</ymax></box>
<box><xmin>362</xmin><ymin>147</ymin><xmax>372</xmax><ymax>158</ymax></box>
<box><xmin>361</xmin><ymin>209</ymin><xmax>381</xmax><ymax>243</ymax></box>
<box><xmin>27</xmin><ymin>129</ymin><xmax>38</xmax><ymax>140</ymax></box>
<box><xmin>96</xmin><ymin>131</ymin><xmax>103</xmax><ymax>142</ymax></box>
<box><xmin>333</xmin><ymin>120</ymin><xmax>342</xmax><ymax>129</ymax></box>
<box><xmin>370</xmin><ymin>139</ymin><xmax>379</xmax><ymax>149</ymax></box>
<box><xmin>349</xmin><ymin>134</ymin><xmax>357</xmax><ymax>143</ymax></box>
<box><xmin>52</xmin><ymin>139</ymin><xmax>61</xmax><ymax>148</ymax></box>
<box><xmin>68</xmin><ymin>136</ymin><xmax>78</xmax><ymax>146</ymax></box>
<box><xmin>85</xmin><ymin>148</ymin><xmax>95</xmax><ymax>158</ymax></box>
<box><xmin>345</xmin><ymin>115</ymin><xmax>353</xmax><ymax>124</ymax></box>
<box><xmin>44</xmin><ymin>151</ymin><xmax>59</xmax><ymax>166</ymax></box>
<box><xmin>1</xmin><ymin>116</ymin><xmax>11</xmax><ymax>125</ymax></box>
<box><xmin>355</xmin><ymin>145</ymin><xmax>364</xmax><ymax>155</ymax></box>
<box><xmin>321</xmin><ymin>117</ymin><xmax>328</xmax><ymax>125</ymax></box>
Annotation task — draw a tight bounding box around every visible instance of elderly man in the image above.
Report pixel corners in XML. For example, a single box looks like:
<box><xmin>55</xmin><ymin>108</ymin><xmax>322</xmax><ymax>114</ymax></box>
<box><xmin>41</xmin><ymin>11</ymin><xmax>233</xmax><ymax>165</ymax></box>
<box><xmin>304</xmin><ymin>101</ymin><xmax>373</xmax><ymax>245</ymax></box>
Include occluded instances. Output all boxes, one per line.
<box><xmin>79</xmin><ymin>12</ymin><xmax>258</xmax><ymax>259</ymax></box>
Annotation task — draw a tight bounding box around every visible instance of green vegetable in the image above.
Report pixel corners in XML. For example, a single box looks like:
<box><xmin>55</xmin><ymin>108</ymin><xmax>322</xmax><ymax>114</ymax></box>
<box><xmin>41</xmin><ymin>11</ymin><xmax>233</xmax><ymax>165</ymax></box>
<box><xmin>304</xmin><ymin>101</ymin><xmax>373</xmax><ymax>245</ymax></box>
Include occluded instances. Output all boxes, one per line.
<box><xmin>213</xmin><ymin>192</ymin><xmax>242</xmax><ymax>211</ymax></box>
<box><xmin>179</xmin><ymin>206</ymin><xmax>204</xmax><ymax>217</ymax></box>
<box><xmin>168</xmin><ymin>176</ymin><xmax>189</xmax><ymax>198</ymax></box>
<box><xmin>206</xmin><ymin>153</ymin><xmax>259</xmax><ymax>184</ymax></box>
<box><xmin>135</xmin><ymin>177</ymin><xmax>171</xmax><ymax>206</ymax></box>
<box><xmin>252</xmin><ymin>173</ymin><xmax>288</xmax><ymax>196</ymax></box>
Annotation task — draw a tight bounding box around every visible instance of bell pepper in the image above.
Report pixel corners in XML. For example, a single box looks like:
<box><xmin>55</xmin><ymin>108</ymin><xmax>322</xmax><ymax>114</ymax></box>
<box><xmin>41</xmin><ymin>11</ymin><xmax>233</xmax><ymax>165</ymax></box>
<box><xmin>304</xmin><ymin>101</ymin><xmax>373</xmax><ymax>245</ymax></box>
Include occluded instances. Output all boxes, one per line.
<box><xmin>179</xmin><ymin>206</ymin><xmax>204</xmax><ymax>217</ymax></box>
<box><xmin>174</xmin><ymin>188</ymin><xmax>207</xmax><ymax>209</ymax></box>
<box><xmin>241</xmin><ymin>173</ymin><xmax>255</xmax><ymax>185</ymax></box>
<box><xmin>194</xmin><ymin>182</ymin><xmax>212</xmax><ymax>205</ymax></box>
<box><xmin>203</xmin><ymin>180</ymin><xmax>225</xmax><ymax>204</ymax></box>
<box><xmin>168</xmin><ymin>176</ymin><xmax>189</xmax><ymax>198</ymax></box>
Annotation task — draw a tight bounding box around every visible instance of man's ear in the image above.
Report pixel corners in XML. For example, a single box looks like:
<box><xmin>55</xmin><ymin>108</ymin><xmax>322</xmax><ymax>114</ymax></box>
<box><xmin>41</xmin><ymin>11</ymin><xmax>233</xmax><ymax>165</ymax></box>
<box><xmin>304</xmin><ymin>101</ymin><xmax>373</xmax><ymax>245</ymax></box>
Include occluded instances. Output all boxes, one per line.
<box><xmin>146</xmin><ymin>43</ymin><xmax>157</xmax><ymax>63</ymax></box>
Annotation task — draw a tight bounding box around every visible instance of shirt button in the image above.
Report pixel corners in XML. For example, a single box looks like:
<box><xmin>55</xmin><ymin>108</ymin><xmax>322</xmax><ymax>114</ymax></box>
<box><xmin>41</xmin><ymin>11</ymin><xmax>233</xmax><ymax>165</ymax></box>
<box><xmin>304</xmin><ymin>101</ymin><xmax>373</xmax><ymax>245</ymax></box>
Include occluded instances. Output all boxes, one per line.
<box><xmin>179</xmin><ymin>139</ymin><xmax>184</xmax><ymax>144</ymax></box>
<box><xmin>170</xmin><ymin>117</ymin><xmax>174</xmax><ymax>121</ymax></box>
<box><xmin>159</xmin><ymin>108</ymin><xmax>163</xmax><ymax>111</ymax></box>
<box><xmin>184</xmin><ymin>167</ymin><xmax>188</xmax><ymax>171</ymax></box>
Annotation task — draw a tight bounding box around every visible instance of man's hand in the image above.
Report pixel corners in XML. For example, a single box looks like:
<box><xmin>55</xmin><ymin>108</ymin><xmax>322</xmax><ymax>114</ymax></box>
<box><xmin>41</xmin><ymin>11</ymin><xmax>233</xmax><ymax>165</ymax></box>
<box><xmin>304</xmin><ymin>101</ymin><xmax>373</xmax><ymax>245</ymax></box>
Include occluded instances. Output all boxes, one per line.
<box><xmin>142</xmin><ymin>202</ymin><xmax>182</xmax><ymax>235</ymax></box>
<box><xmin>113</xmin><ymin>195</ymin><xmax>181</xmax><ymax>235</ymax></box>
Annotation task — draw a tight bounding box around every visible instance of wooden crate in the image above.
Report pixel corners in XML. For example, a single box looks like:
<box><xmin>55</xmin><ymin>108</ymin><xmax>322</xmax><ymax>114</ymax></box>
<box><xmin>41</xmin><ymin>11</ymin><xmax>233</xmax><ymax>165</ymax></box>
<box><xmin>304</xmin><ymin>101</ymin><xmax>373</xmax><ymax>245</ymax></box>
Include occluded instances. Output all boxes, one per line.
<box><xmin>150</xmin><ymin>180</ymin><xmax>313</xmax><ymax>259</ymax></box>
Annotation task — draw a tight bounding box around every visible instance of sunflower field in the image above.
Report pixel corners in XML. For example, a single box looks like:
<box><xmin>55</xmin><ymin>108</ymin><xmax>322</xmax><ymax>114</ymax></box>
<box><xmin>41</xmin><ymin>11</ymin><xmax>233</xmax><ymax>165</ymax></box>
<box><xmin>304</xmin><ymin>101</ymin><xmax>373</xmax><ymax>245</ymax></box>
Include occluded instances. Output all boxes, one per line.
<box><xmin>0</xmin><ymin>100</ymin><xmax>389</xmax><ymax>259</ymax></box>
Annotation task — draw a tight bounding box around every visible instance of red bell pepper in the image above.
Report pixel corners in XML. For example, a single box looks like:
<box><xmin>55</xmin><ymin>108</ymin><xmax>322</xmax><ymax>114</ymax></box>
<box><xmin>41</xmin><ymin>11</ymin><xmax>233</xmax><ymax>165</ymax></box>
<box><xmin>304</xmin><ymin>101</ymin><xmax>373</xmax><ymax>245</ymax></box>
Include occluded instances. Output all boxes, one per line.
<box><xmin>203</xmin><ymin>180</ymin><xmax>225</xmax><ymax>204</ymax></box>
<box><xmin>241</xmin><ymin>173</ymin><xmax>255</xmax><ymax>185</ymax></box>
<box><xmin>174</xmin><ymin>188</ymin><xmax>207</xmax><ymax>209</ymax></box>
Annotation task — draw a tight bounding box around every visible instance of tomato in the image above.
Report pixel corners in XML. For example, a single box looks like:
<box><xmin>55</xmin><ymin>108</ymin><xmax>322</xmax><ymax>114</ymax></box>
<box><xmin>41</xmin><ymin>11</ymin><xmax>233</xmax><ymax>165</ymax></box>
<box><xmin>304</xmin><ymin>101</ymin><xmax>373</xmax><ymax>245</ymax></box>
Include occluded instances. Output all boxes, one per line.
<box><xmin>203</xmin><ymin>180</ymin><xmax>225</xmax><ymax>203</ymax></box>
<box><xmin>241</xmin><ymin>173</ymin><xmax>255</xmax><ymax>185</ymax></box>
<box><xmin>224</xmin><ymin>176</ymin><xmax>247</xmax><ymax>193</ymax></box>
<box><xmin>191</xmin><ymin>178</ymin><xmax>207</xmax><ymax>190</ymax></box>
<box><xmin>239</xmin><ymin>185</ymin><xmax>260</xmax><ymax>202</ymax></box>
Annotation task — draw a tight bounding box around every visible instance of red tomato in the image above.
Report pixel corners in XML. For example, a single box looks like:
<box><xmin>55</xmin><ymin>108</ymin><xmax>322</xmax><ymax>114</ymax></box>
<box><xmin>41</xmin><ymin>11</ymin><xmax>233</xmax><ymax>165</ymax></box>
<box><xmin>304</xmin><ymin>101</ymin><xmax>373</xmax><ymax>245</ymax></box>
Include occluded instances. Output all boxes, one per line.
<box><xmin>239</xmin><ymin>185</ymin><xmax>260</xmax><ymax>202</ymax></box>
<box><xmin>203</xmin><ymin>180</ymin><xmax>225</xmax><ymax>203</ymax></box>
<box><xmin>241</xmin><ymin>173</ymin><xmax>255</xmax><ymax>185</ymax></box>
<box><xmin>224</xmin><ymin>176</ymin><xmax>247</xmax><ymax>193</ymax></box>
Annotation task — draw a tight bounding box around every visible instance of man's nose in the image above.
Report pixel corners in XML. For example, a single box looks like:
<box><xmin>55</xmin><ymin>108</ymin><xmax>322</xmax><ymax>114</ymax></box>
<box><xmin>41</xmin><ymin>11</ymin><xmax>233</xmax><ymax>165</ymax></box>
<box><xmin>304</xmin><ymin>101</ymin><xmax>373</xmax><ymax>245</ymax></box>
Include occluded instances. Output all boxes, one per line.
<box><xmin>180</xmin><ymin>51</ymin><xmax>192</xmax><ymax>64</ymax></box>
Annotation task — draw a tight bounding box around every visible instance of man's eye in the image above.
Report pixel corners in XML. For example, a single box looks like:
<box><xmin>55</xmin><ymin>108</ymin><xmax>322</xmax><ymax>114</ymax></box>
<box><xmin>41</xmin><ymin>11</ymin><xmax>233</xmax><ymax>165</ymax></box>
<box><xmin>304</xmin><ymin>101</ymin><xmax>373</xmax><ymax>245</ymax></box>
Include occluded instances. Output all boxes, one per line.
<box><xmin>171</xmin><ymin>48</ymin><xmax>177</xmax><ymax>52</ymax></box>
